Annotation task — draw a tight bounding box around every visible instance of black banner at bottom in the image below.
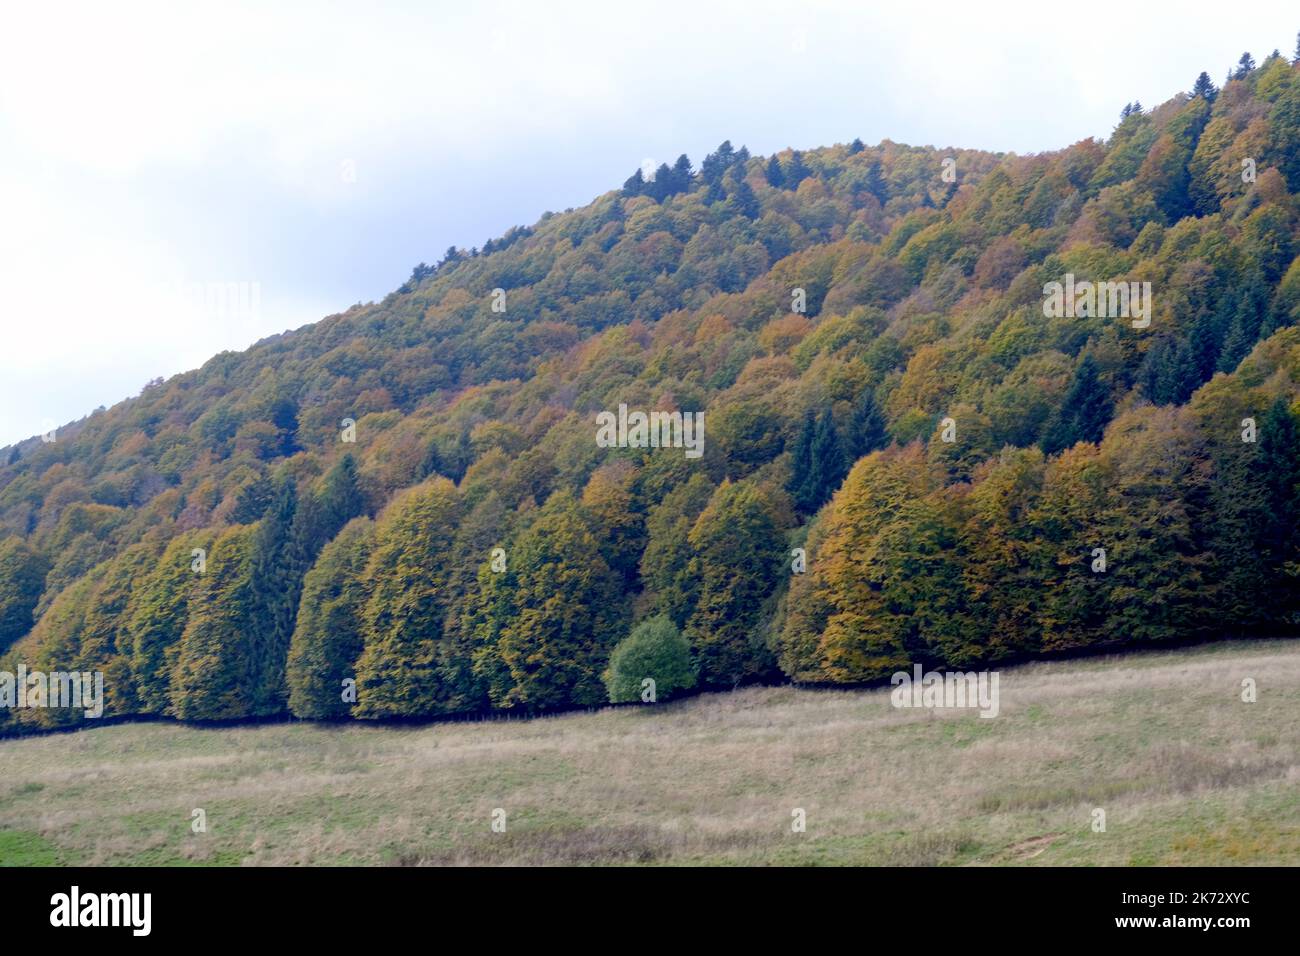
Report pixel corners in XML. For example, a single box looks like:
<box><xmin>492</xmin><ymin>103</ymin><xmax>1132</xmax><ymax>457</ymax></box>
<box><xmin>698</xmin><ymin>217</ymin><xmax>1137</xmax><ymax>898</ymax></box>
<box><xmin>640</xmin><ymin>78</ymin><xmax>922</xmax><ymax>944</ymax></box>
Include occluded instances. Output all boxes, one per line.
<box><xmin>0</xmin><ymin>865</ymin><xmax>1287</xmax><ymax>941</ymax></box>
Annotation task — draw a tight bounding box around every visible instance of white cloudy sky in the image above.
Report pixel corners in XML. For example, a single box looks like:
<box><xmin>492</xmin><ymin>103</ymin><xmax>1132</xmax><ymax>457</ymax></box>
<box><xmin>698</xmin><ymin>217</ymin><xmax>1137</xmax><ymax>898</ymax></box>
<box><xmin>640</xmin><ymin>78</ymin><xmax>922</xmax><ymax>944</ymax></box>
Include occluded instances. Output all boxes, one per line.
<box><xmin>0</xmin><ymin>0</ymin><xmax>1296</xmax><ymax>446</ymax></box>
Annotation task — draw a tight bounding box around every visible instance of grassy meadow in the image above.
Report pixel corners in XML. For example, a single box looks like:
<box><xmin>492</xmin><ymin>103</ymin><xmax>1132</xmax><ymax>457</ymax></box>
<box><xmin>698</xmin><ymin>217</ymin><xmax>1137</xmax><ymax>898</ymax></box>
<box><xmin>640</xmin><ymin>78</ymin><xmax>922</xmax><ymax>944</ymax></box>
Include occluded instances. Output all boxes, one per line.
<box><xmin>0</xmin><ymin>639</ymin><xmax>1296</xmax><ymax>866</ymax></box>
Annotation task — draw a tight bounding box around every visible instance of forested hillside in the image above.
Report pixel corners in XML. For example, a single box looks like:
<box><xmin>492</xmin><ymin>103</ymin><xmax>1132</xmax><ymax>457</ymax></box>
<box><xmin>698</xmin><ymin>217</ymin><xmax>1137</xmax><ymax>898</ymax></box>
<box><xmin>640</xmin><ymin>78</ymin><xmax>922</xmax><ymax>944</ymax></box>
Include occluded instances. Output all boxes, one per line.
<box><xmin>3</xmin><ymin>49</ymin><xmax>1300</xmax><ymax>732</ymax></box>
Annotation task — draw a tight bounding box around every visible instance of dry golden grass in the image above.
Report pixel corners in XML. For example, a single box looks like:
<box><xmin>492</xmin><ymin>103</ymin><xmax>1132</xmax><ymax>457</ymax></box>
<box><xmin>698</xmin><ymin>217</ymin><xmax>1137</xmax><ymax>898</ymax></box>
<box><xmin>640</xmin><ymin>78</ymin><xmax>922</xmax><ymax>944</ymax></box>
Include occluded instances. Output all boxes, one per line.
<box><xmin>0</xmin><ymin>639</ymin><xmax>1296</xmax><ymax>866</ymax></box>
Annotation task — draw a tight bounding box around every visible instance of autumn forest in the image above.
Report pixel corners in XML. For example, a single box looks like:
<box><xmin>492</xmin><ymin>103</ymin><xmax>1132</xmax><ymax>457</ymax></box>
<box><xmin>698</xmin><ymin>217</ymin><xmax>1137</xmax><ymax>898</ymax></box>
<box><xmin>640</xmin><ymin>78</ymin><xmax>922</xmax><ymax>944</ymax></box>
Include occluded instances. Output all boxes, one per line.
<box><xmin>3</xmin><ymin>49</ymin><xmax>1300</xmax><ymax>733</ymax></box>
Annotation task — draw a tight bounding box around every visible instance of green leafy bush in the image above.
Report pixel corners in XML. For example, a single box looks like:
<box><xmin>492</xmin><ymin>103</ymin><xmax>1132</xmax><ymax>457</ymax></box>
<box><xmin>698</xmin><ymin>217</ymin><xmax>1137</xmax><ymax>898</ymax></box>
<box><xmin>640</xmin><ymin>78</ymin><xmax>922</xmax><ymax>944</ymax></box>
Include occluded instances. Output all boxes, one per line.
<box><xmin>604</xmin><ymin>615</ymin><xmax>697</xmax><ymax>703</ymax></box>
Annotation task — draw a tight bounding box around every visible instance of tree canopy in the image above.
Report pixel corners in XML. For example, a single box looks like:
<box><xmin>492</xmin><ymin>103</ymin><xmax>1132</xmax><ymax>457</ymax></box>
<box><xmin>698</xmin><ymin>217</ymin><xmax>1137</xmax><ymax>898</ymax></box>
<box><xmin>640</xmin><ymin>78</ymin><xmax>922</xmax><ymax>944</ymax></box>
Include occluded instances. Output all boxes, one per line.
<box><xmin>4</xmin><ymin>47</ymin><xmax>1300</xmax><ymax>731</ymax></box>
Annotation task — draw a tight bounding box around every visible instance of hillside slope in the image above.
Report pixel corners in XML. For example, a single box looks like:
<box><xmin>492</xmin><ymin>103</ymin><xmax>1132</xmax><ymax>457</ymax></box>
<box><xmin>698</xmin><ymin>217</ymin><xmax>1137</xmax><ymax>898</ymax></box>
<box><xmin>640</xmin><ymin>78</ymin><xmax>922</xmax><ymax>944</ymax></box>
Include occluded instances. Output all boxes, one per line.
<box><xmin>3</xmin><ymin>52</ymin><xmax>1300</xmax><ymax>731</ymax></box>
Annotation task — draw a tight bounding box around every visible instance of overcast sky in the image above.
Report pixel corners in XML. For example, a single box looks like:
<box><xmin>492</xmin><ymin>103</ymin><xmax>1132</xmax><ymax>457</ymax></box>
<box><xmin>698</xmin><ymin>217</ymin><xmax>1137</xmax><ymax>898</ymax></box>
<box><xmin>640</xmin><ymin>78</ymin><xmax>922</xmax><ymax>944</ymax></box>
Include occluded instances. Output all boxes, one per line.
<box><xmin>1</xmin><ymin>0</ymin><xmax>1296</xmax><ymax>446</ymax></box>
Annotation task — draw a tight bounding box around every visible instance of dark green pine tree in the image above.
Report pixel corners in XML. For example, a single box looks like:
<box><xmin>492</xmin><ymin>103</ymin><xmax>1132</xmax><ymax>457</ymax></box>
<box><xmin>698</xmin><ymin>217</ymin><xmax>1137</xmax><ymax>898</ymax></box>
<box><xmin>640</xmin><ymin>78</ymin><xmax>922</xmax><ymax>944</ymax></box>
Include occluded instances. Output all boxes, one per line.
<box><xmin>765</xmin><ymin>154</ymin><xmax>785</xmax><ymax>187</ymax></box>
<box><xmin>864</xmin><ymin>161</ymin><xmax>888</xmax><ymax>204</ymax></box>
<box><xmin>727</xmin><ymin>177</ymin><xmax>760</xmax><ymax>219</ymax></box>
<box><xmin>785</xmin><ymin>150</ymin><xmax>811</xmax><ymax>188</ymax></box>
<box><xmin>1192</xmin><ymin>71</ymin><xmax>1218</xmax><ymax>103</ymax></box>
<box><xmin>1218</xmin><ymin>312</ymin><xmax>1252</xmax><ymax>372</ymax></box>
<box><xmin>668</xmin><ymin>154</ymin><xmax>693</xmax><ymax>194</ymax></box>
<box><xmin>421</xmin><ymin>437</ymin><xmax>444</xmax><ymax>479</ymax></box>
<box><xmin>1211</xmin><ymin>396</ymin><xmax>1300</xmax><ymax>632</ymax></box>
<box><xmin>848</xmin><ymin>389</ymin><xmax>889</xmax><ymax>460</ymax></box>
<box><xmin>1234</xmin><ymin>52</ymin><xmax>1255</xmax><ymax>79</ymax></box>
<box><xmin>1189</xmin><ymin>304</ymin><xmax>1225</xmax><ymax>382</ymax></box>
<box><xmin>1259</xmin><ymin>397</ymin><xmax>1300</xmax><ymax>623</ymax></box>
<box><xmin>788</xmin><ymin>410</ymin><xmax>816</xmax><ymax>511</ymax></box>
<box><xmin>700</xmin><ymin>140</ymin><xmax>736</xmax><ymax>186</ymax></box>
<box><xmin>1233</xmin><ymin>275</ymin><xmax>1269</xmax><ymax>345</ymax></box>
<box><xmin>810</xmin><ymin>408</ymin><xmax>848</xmax><ymax>504</ymax></box>
<box><xmin>400</xmin><ymin>262</ymin><xmax>433</xmax><ymax>292</ymax></box>
<box><xmin>848</xmin><ymin>137</ymin><xmax>865</xmax><ymax>154</ymax></box>
<box><xmin>321</xmin><ymin>452</ymin><xmax>366</xmax><ymax>533</ymax></box>
<box><xmin>788</xmin><ymin>409</ymin><xmax>847</xmax><ymax>513</ymax></box>
<box><xmin>645</xmin><ymin>163</ymin><xmax>673</xmax><ymax>201</ymax></box>
<box><xmin>289</xmin><ymin>487</ymin><xmax>330</xmax><ymax>567</ymax></box>
<box><xmin>1262</xmin><ymin>286</ymin><xmax>1297</xmax><ymax>339</ymax></box>
<box><xmin>1042</xmin><ymin>353</ymin><xmax>1112</xmax><ymax>454</ymax></box>
<box><xmin>1147</xmin><ymin>337</ymin><xmax>1200</xmax><ymax>406</ymax></box>
<box><xmin>1069</xmin><ymin>354</ymin><xmax>1113</xmax><ymax>444</ymax></box>
<box><xmin>455</xmin><ymin>430</ymin><xmax>474</xmax><ymax>482</ymax></box>
<box><xmin>269</xmin><ymin>396</ymin><xmax>300</xmax><ymax>456</ymax></box>
<box><xmin>622</xmin><ymin>168</ymin><xmax>646</xmax><ymax>197</ymax></box>
<box><xmin>247</xmin><ymin>478</ymin><xmax>303</xmax><ymax>714</ymax></box>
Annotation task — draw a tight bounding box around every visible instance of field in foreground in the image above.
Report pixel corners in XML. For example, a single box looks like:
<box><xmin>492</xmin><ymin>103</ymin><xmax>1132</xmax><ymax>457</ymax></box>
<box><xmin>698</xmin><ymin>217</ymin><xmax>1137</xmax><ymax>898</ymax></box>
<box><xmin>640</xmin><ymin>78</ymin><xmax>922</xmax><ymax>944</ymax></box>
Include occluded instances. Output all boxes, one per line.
<box><xmin>0</xmin><ymin>640</ymin><xmax>1297</xmax><ymax>866</ymax></box>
